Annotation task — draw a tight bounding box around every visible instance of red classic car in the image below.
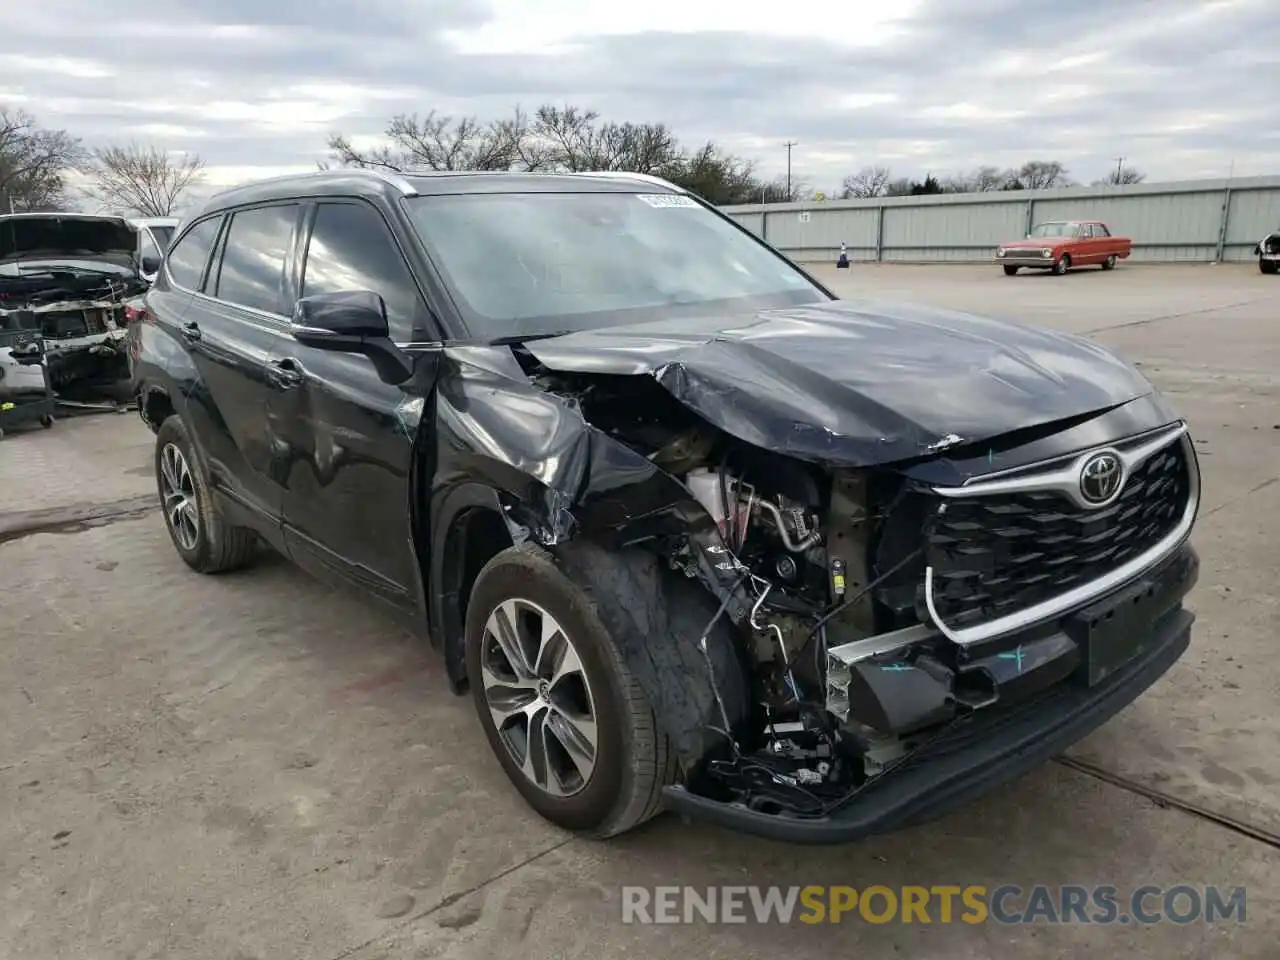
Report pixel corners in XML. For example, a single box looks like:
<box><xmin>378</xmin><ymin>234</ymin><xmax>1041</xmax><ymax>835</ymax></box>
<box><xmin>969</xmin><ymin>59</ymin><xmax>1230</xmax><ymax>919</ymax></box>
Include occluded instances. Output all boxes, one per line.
<box><xmin>996</xmin><ymin>220</ymin><xmax>1133</xmax><ymax>276</ymax></box>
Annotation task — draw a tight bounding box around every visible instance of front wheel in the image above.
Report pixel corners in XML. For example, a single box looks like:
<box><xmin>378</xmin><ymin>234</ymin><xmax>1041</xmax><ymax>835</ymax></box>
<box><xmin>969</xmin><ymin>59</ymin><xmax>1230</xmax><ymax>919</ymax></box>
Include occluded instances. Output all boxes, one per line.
<box><xmin>154</xmin><ymin>415</ymin><xmax>257</xmax><ymax>573</ymax></box>
<box><xmin>1101</xmin><ymin>254</ymin><xmax>1117</xmax><ymax>270</ymax></box>
<box><xmin>465</xmin><ymin>544</ymin><xmax>675</xmax><ymax>838</ymax></box>
<box><xmin>1053</xmin><ymin>255</ymin><xmax>1071</xmax><ymax>275</ymax></box>
<box><xmin>1261</xmin><ymin>259</ymin><xmax>1278</xmax><ymax>275</ymax></box>
<box><xmin>1002</xmin><ymin>265</ymin><xmax>1019</xmax><ymax>276</ymax></box>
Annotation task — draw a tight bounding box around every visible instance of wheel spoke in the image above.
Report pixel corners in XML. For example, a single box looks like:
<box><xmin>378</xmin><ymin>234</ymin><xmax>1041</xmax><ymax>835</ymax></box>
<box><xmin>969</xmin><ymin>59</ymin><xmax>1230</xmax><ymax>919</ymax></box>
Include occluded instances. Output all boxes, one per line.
<box><xmin>546</xmin><ymin>707</ymin><xmax>597</xmax><ymax>784</ymax></box>
<box><xmin>485</xmin><ymin>600</ymin><xmax>535</xmax><ymax>681</ymax></box>
<box><xmin>484</xmin><ymin>678</ymin><xmax>538</xmax><ymax>729</ymax></box>
<box><xmin>166</xmin><ymin>500</ymin><xmax>185</xmax><ymax>528</ymax></box>
<box><xmin>523</xmin><ymin>703</ymin><xmax>552</xmax><ymax>791</ymax></box>
<box><xmin>160</xmin><ymin>448</ymin><xmax>181</xmax><ymax>493</ymax></box>
<box><xmin>546</xmin><ymin>638</ymin><xmax>584</xmax><ymax>693</ymax></box>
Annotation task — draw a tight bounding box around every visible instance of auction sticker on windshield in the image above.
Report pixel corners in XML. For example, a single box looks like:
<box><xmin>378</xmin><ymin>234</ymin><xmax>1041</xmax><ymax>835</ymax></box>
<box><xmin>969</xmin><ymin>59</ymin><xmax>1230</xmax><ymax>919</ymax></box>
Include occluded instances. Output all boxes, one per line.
<box><xmin>637</xmin><ymin>194</ymin><xmax>700</xmax><ymax>208</ymax></box>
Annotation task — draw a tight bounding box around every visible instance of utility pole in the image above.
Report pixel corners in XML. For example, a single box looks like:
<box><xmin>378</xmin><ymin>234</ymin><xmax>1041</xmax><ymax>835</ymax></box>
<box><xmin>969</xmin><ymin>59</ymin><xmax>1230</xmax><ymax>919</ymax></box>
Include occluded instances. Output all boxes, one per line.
<box><xmin>784</xmin><ymin>141</ymin><xmax>797</xmax><ymax>200</ymax></box>
<box><xmin>1113</xmin><ymin>156</ymin><xmax>1125</xmax><ymax>184</ymax></box>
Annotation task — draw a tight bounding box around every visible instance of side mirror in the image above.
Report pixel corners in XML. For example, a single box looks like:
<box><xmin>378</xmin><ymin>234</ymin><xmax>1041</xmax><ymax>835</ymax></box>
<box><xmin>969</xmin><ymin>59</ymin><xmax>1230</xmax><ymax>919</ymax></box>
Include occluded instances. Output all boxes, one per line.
<box><xmin>290</xmin><ymin>290</ymin><xmax>412</xmax><ymax>385</ymax></box>
<box><xmin>140</xmin><ymin>255</ymin><xmax>161</xmax><ymax>276</ymax></box>
<box><xmin>292</xmin><ymin>290</ymin><xmax>390</xmax><ymax>341</ymax></box>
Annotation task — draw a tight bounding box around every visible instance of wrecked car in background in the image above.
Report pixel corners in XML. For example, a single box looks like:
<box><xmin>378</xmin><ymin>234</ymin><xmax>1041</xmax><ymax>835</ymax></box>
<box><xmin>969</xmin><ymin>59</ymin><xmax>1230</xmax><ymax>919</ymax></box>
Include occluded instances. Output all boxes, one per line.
<box><xmin>129</xmin><ymin>170</ymin><xmax>1201</xmax><ymax>843</ymax></box>
<box><xmin>0</xmin><ymin>212</ymin><xmax>148</xmax><ymax>399</ymax></box>
<box><xmin>1255</xmin><ymin>229</ymin><xmax>1280</xmax><ymax>274</ymax></box>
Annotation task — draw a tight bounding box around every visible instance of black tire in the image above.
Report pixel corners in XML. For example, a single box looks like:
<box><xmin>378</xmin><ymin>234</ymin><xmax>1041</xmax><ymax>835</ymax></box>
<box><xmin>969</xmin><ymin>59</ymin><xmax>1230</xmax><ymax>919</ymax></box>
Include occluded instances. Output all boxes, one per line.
<box><xmin>154</xmin><ymin>415</ymin><xmax>257</xmax><ymax>573</ymax></box>
<box><xmin>1261</xmin><ymin>259</ymin><xmax>1278</xmax><ymax>275</ymax></box>
<box><xmin>465</xmin><ymin>543</ymin><xmax>676</xmax><ymax>839</ymax></box>
<box><xmin>1053</xmin><ymin>254</ymin><xmax>1071</xmax><ymax>275</ymax></box>
<box><xmin>1101</xmin><ymin>254</ymin><xmax>1117</xmax><ymax>271</ymax></box>
<box><xmin>1002</xmin><ymin>265</ymin><xmax>1019</xmax><ymax>276</ymax></box>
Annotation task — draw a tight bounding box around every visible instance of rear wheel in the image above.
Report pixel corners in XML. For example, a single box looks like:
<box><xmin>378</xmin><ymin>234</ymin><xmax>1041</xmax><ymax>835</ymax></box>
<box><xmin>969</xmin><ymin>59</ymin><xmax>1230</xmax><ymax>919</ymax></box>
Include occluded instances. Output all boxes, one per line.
<box><xmin>1261</xmin><ymin>259</ymin><xmax>1278</xmax><ymax>275</ymax></box>
<box><xmin>1002</xmin><ymin>265</ymin><xmax>1019</xmax><ymax>276</ymax></box>
<box><xmin>155</xmin><ymin>415</ymin><xmax>257</xmax><ymax>573</ymax></box>
<box><xmin>1053</xmin><ymin>254</ymin><xmax>1071</xmax><ymax>275</ymax></box>
<box><xmin>1101</xmin><ymin>254</ymin><xmax>1117</xmax><ymax>270</ymax></box>
<box><xmin>465</xmin><ymin>544</ymin><xmax>675</xmax><ymax>838</ymax></box>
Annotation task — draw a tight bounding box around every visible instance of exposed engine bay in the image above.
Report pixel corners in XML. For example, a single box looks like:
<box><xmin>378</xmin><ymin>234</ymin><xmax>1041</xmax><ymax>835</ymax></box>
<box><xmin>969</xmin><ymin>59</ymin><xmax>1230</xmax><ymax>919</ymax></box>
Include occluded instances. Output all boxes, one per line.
<box><xmin>524</xmin><ymin>366</ymin><xmax>1010</xmax><ymax>818</ymax></box>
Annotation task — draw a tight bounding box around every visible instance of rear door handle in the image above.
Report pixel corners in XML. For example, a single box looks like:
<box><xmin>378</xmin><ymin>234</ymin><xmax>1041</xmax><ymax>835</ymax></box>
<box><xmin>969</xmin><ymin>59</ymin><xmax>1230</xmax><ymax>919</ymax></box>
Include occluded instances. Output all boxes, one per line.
<box><xmin>180</xmin><ymin>321</ymin><xmax>202</xmax><ymax>342</ymax></box>
<box><xmin>268</xmin><ymin>357</ymin><xmax>304</xmax><ymax>389</ymax></box>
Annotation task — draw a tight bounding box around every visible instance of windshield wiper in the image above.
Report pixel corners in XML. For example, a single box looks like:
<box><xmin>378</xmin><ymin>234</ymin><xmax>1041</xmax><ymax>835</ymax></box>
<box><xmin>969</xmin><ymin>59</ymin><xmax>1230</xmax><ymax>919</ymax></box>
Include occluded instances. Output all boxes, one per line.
<box><xmin>487</xmin><ymin>330</ymin><xmax>575</xmax><ymax>345</ymax></box>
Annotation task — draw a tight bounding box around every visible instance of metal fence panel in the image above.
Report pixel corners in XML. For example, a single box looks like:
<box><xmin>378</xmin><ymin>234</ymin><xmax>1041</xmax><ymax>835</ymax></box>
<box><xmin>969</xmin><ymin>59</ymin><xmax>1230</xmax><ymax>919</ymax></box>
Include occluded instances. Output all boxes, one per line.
<box><xmin>719</xmin><ymin>176</ymin><xmax>1280</xmax><ymax>264</ymax></box>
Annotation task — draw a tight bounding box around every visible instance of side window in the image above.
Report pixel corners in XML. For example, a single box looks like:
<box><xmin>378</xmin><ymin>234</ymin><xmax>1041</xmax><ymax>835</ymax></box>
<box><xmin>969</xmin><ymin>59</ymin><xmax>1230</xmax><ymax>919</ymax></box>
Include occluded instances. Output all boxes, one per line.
<box><xmin>165</xmin><ymin>217</ymin><xmax>222</xmax><ymax>290</ymax></box>
<box><xmin>1093</xmin><ymin>223</ymin><xmax>1110</xmax><ymax>237</ymax></box>
<box><xmin>302</xmin><ymin>202</ymin><xmax>427</xmax><ymax>341</ymax></box>
<box><xmin>213</xmin><ymin>204</ymin><xmax>298</xmax><ymax>315</ymax></box>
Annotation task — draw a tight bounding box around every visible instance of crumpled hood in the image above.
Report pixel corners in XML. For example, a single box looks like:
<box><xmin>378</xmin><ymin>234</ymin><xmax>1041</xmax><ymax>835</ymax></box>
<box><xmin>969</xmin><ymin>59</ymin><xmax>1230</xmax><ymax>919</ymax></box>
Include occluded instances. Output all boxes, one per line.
<box><xmin>0</xmin><ymin>214</ymin><xmax>136</xmax><ymax>262</ymax></box>
<box><xmin>524</xmin><ymin>299</ymin><xmax>1156</xmax><ymax>466</ymax></box>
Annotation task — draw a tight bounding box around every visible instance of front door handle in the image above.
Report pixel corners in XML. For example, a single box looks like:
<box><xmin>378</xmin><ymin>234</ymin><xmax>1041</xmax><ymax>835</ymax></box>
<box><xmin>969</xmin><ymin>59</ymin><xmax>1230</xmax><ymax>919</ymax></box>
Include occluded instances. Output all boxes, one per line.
<box><xmin>267</xmin><ymin>357</ymin><xmax>304</xmax><ymax>389</ymax></box>
<box><xmin>180</xmin><ymin>321</ymin><xmax>202</xmax><ymax>342</ymax></box>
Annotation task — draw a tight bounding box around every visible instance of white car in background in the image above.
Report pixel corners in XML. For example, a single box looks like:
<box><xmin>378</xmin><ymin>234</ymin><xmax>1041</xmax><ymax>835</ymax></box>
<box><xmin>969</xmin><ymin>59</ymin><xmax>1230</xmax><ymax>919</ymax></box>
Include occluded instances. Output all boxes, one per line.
<box><xmin>129</xmin><ymin>216</ymin><xmax>180</xmax><ymax>283</ymax></box>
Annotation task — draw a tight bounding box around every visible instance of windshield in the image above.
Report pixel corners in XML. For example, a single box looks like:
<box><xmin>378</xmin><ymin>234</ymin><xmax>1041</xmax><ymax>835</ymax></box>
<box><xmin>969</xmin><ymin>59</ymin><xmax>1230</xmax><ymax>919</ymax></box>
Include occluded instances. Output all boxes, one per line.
<box><xmin>403</xmin><ymin>191</ymin><xmax>828</xmax><ymax>339</ymax></box>
<box><xmin>1028</xmin><ymin>222</ymin><xmax>1078</xmax><ymax>238</ymax></box>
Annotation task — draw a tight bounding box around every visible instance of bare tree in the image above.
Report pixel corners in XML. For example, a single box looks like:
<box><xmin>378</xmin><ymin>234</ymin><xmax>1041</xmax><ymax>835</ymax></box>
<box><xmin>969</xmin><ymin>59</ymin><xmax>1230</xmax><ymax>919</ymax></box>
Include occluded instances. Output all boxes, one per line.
<box><xmin>529</xmin><ymin>104</ymin><xmax>679</xmax><ymax>173</ymax></box>
<box><xmin>1016</xmin><ymin>160</ymin><xmax>1071</xmax><ymax>189</ymax></box>
<box><xmin>664</xmin><ymin>141</ymin><xmax>762</xmax><ymax>205</ymax></box>
<box><xmin>884</xmin><ymin>177</ymin><xmax>915</xmax><ymax>197</ymax></box>
<box><xmin>0</xmin><ymin>107</ymin><xmax>87</xmax><ymax>211</ymax></box>
<box><xmin>946</xmin><ymin>165</ymin><xmax>1015</xmax><ymax>193</ymax></box>
<box><xmin>840</xmin><ymin>165</ymin><xmax>892</xmax><ymax>199</ymax></box>
<box><xmin>1093</xmin><ymin>165</ymin><xmax>1146</xmax><ymax>186</ymax></box>
<box><xmin>86</xmin><ymin>142</ymin><xmax>205</xmax><ymax>216</ymax></box>
<box><xmin>327</xmin><ymin>109</ymin><xmax>530</xmax><ymax>172</ymax></box>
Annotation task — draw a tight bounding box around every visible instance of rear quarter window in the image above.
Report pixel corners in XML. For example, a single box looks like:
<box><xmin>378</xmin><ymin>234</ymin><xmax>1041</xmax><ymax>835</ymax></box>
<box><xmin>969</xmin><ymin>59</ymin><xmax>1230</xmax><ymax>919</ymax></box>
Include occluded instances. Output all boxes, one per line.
<box><xmin>166</xmin><ymin>217</ymin><xmax>223</xmax><ymax>290</ymax></box>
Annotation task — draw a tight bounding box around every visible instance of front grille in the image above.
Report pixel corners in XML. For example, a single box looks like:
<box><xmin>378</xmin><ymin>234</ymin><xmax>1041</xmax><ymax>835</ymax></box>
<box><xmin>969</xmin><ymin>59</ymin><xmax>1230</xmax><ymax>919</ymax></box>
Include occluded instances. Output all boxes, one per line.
<box><xmin>924</xmin><ymin>439</ymin><xmax>1191</xmax><ymax>630</ymax></box>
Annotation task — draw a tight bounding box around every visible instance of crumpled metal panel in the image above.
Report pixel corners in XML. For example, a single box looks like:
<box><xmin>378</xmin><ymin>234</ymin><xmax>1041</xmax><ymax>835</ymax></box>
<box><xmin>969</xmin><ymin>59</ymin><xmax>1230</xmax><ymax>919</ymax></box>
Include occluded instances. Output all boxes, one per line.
<box><xmin>525</xmin><ymin>298</ymin><xmax>1155</xmax><ymax>467</ymax></box>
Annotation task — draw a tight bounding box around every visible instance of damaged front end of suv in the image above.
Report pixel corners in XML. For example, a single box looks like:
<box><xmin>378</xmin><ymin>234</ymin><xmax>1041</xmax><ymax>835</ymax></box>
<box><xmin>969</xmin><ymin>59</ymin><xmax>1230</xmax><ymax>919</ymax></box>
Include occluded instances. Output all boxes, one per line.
<box><xmin>0</xmin><ymin>213</ymin><xmax>148</xmax><ymax>396</ymax></box>
<box><xmin>436</xmin><ymin>296</ymin><xmax>1200</xmax><ymax>843</ymax></box>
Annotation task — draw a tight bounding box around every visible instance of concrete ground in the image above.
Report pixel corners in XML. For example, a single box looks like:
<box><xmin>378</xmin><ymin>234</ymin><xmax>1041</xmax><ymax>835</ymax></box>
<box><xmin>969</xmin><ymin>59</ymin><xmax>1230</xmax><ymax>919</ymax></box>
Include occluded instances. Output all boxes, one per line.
<box><xmin>1</xmin><ymin>263</ymin><xmax>1277</xmax><ymax>959</ymax></box>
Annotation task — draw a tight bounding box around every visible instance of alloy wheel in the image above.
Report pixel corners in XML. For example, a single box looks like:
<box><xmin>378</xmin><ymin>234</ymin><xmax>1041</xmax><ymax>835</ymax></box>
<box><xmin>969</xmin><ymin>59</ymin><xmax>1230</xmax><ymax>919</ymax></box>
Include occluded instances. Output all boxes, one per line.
<box><xmin>479</xmin><ymin>598</ymin><xmax>599</xmax><ymax>797</ymax></box>
<box><xmin>160</xmin><ymin>442</ymin><xmax>200</xmax><ymax>551</ymax></box>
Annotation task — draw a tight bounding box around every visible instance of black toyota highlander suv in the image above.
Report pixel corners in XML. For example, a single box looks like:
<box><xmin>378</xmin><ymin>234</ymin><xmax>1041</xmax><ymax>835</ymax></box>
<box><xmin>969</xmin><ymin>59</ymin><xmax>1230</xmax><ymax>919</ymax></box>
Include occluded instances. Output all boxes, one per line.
<box><xmin>128</xmin><ymin>169</ymin><xmax>1200</xmax><ymax>843</ymax></box>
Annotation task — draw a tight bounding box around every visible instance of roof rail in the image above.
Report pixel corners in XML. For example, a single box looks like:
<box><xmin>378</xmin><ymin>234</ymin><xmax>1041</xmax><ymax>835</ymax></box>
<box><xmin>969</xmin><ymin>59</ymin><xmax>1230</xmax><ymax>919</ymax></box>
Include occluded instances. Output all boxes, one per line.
<box><xmin>213</xmin><ymin>167</ymin><xmax>420</xmax><ymax>197</ymax></box>
<box><xmin>572</xmin><ymin>171</ymin><xmax>686</xmax><ymax>193</ymax></box>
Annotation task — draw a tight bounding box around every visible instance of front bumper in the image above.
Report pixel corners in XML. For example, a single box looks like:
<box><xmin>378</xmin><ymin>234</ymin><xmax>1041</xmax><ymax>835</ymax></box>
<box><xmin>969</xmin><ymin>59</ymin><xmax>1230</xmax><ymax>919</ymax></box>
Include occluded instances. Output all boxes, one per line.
<box><xmin>996</xmin><ymin>252</ymin><xmax>1056</xmax><ymax>266</ymax></box>
<box><xmin>44</xmin><ymin>330</ymin><xmax>129</xmax><ymax>389</ymax></box>
<box><xmin>663</xmin><ymin>542</ymin><xmax>1198</xmax><ymax>844</ymax></box>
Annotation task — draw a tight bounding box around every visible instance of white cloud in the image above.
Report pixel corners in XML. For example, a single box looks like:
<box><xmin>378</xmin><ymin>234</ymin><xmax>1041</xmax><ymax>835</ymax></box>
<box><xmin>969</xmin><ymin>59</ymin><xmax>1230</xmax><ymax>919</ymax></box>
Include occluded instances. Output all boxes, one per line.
<box><xmin>0</xmin><ymin>0</ymin><xmax>1276</xmax><ymax>196</ymax></box>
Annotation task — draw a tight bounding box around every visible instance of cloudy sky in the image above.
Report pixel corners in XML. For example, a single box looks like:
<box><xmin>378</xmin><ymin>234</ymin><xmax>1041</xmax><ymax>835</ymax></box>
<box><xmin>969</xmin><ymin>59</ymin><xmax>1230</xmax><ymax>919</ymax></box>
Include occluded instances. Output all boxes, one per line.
<box><xmin>1</xmin><ymin>0</ymin><xmax>1276</xmax><ymax>200</ymax></box>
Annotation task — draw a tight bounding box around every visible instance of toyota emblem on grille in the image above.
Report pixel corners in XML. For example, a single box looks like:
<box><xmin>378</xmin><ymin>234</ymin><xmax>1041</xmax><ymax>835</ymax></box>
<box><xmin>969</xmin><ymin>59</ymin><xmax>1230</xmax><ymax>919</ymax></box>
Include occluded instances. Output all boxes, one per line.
<box><xmin>1079</xmin><ymin>452</ymin><xmax>1124</xmax><ymax>505</ymax></box>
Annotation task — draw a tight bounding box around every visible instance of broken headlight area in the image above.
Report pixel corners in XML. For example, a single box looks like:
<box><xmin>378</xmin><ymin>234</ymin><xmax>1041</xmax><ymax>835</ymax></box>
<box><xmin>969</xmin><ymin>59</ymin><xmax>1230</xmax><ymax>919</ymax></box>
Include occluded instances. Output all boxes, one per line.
<box><xmin>532</xmin><ymin>366</ymin><xmax>1197</xmax><ymax>822</ymax></box>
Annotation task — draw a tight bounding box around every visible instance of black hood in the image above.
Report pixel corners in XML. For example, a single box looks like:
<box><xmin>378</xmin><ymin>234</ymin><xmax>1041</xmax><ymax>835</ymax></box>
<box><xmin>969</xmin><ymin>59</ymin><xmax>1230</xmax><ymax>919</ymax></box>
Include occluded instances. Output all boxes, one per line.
<box><xmin>0</xmin><ymin>214</ymin><xmax>136</xmax><ymax>263</ymax></box>
<box><xmin>524</xmin><ymin>299</ymin><xmax>1156</xmax><ymax>466</ymax></box>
